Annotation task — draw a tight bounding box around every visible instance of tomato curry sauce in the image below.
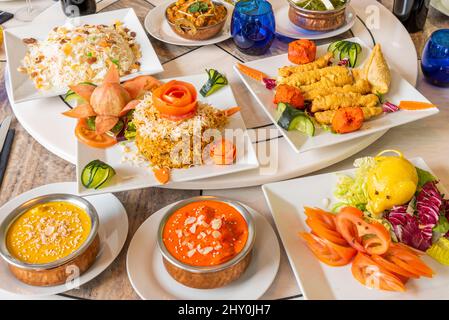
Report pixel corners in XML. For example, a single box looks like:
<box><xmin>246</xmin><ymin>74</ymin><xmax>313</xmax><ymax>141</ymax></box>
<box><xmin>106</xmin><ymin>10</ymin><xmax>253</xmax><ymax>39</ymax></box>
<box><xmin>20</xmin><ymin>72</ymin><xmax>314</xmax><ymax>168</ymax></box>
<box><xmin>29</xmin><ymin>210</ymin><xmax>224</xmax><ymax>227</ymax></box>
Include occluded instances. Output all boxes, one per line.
<box><xmin>162</xmin><ymin>200</ymin><xmax>248</xmax><ymax>267</ymax></box>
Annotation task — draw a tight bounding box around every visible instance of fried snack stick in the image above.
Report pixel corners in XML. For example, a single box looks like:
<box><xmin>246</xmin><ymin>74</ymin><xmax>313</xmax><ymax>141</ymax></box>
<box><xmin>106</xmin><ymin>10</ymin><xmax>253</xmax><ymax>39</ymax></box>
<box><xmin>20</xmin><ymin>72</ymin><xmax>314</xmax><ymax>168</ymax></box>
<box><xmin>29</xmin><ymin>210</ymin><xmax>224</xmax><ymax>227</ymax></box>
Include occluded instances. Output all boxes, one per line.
<box><xmin>277</xmin><ymin>65</ymin><xmax>350</xmax><ymax>87</ymax></box>
<box><xmin>303</xmin><ymin>79</ymin><xmax>371</xmax><ymax>101</ymax></box>
<box><xmin>278</xmin><ymin>52</ymin><xmax>333</xmax><ymax>77</ymax></box>
<box><xmin>314</xmin><ymin>106</ymin><xmax>383</xmax><ymax>125</ymax></box>
<box><xmin>298</xmin><ymin>73</ymin><xmax>355</xmax><ymax>93</ymax></box>
<box><xmin>311</xmin><ymin>93</ymin><xmax>380</xmax><ymax>113</ymax></box>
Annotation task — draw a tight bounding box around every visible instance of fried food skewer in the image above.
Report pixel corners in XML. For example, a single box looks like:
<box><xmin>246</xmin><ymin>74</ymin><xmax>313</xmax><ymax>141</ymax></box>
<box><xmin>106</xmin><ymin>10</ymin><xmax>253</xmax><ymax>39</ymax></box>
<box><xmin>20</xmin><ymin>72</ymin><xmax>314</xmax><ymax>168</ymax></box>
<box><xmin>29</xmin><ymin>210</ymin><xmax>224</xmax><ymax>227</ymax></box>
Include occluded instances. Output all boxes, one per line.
<box><xmin>311</xmin><ymin>93</ymin><xmax>380</xmax><ymax>113</ymax></box>
<box><xmin>314</xmin><ymin>106</ymin><xmax>383</xmax><ymax>125</ymax></box>
<box><xmin>278</xmin><ymin>52</ymin><xmax>333</xmax><ymax>77</ymax></box>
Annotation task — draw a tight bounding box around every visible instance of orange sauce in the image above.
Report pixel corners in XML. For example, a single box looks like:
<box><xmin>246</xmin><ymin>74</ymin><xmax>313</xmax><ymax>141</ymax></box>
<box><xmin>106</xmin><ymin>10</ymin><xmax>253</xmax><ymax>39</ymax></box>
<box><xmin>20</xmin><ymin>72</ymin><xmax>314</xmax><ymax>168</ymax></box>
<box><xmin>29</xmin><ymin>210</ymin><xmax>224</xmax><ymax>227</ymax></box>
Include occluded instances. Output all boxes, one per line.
<box><xmin>162</xmin><ymin>200</ymin><xmax>248</xmax><ymax>267</ymax></box>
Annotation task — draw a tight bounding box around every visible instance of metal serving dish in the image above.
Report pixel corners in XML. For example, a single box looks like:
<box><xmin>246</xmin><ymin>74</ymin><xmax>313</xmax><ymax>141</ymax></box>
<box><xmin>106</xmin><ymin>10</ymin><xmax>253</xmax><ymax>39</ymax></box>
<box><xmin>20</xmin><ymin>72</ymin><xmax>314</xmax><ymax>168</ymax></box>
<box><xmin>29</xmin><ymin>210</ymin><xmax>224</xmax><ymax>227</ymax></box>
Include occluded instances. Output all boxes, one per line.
<box><xmin>0</xmin><ymin>194</ymin><xmax>100</xmax><ymax>286</ymax></box>
<box><xmin>165</xmin><ymin>1</ymin><xmax>228</xmax><ymax>41</ymax></box>
<box><xmin>288</xmin><ymin>0</ymin><xmax>349</xmax><ymax>31</ymax></box>
<box><xmin>158</xmin><ymin>196</ymin><xmax>255</xmax><ymax>289</ymax></box>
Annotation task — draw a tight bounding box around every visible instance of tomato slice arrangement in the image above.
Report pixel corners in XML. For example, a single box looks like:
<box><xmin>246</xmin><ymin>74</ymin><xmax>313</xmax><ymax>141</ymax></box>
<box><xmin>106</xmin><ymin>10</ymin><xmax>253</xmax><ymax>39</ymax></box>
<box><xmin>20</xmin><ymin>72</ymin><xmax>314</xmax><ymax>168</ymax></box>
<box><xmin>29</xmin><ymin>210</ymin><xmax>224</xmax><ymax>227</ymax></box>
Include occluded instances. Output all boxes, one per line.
<box><xmin>335</xmin><ymin>206</ymin><xmax>391</xmax><ymax>255</ymax></box>
<box><xmin>299</xmin><ymin>206</ymin><xmax>433</xmax><ymax>292</ymax></box>
<box><xmin>351</xmin><ymin>252</ymin><xmax>406</xmax><ymax>292</ymax></box>
<box><xmin>152</xmin><ymin>80</ymin><xmax>198</xmax><ymax>120</ymax></box>
<box><xmin>299</xmin><ymin>232</ymin><xmax>356</xmax><ymax>266</ymax></box>
<box><xmin>75</xmin><ymin>118</ymin><xmax>117</xmax><ymax>148</ymax></box>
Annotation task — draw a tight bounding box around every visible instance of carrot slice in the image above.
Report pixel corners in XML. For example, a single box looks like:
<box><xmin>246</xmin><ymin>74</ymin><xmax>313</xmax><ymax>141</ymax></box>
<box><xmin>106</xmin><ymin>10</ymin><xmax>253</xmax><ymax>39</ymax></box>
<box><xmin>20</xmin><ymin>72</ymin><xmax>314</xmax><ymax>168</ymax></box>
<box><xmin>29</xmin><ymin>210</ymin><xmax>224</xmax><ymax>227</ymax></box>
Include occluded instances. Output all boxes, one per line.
<box><xmin>225</xmin><ymin>106</ymin><xmax>241</xmax><ymax>117</ymax></box>
<box><xmin>62</xmin><ymin>103</ymin><xmax>96</xmax><ymax>118</ymax></box>
<box><xmin>153</xmin><ymin>167</ymin><xmax>170</xmax><ymax>184</ymax></box>
<box><xmin>398</xmin><ymin>101</ymin><xmax>436</xmax><ymax>110</ymax></box>
<box><xmin>236</xmin><ymin>63</ymin><xmax>268</xmax><ymax>82</ymax></box>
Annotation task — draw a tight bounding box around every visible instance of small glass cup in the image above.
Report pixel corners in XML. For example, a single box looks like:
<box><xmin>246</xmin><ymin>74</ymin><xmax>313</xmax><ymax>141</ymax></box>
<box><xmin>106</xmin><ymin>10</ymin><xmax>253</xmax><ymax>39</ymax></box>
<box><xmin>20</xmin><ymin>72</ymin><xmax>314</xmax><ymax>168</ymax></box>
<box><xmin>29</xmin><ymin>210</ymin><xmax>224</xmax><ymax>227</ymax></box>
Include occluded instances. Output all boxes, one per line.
<box><xmin>15</xmin><ymin>0</ymin><xmax>41</xmax><ymax>22</ymax></box>
<box><xmin>421</xmin><ymin>29</ymin><xmax>449</xmax><ymax>87</ymax></box>
<box><xmin>231</xmin><ymin>0</ymin><xmax>276</xmax><ymax>56</ymax></box>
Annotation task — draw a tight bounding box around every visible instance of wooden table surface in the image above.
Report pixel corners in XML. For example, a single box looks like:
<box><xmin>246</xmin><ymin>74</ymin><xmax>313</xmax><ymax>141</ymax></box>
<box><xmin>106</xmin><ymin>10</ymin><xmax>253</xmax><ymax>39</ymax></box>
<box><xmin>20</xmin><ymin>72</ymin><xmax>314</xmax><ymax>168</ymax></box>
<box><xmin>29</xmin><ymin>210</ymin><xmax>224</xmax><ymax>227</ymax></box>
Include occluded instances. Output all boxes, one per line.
<box><xmin>0</xmin><ymin>0</ymin><xmax>448</xmax><ymax>300</ymax></box>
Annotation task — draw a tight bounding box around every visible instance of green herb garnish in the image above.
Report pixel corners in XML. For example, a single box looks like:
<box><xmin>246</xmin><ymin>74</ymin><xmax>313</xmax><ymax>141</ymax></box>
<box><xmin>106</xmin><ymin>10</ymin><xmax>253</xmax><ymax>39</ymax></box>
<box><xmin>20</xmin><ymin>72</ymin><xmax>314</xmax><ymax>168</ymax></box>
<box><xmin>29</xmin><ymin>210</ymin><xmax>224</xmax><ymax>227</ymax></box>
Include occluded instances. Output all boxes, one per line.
<box><xmin>188</xmin><ymin>1</ymin><xmax>209</xmax><ymax>13</ymax></box>
<box><xmin>200</xmin><ymin>69</ymin><xmax>228</xmax><ymax>97</ymax></box>
<box><xmin>111</xmin><ymin>59</ymin><xmax>120</xmax><ymax>68</ymax></box>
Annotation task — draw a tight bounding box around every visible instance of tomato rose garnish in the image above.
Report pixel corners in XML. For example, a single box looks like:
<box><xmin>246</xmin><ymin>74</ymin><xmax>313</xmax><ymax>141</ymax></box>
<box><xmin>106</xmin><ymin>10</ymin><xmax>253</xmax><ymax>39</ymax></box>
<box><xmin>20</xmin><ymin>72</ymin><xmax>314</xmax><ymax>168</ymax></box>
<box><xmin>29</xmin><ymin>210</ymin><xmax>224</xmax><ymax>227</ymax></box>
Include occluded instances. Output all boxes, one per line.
<box><xmin>152</xmin><ymin>80</ymin><xmax>198</xmax><ymax>120</ymax></box>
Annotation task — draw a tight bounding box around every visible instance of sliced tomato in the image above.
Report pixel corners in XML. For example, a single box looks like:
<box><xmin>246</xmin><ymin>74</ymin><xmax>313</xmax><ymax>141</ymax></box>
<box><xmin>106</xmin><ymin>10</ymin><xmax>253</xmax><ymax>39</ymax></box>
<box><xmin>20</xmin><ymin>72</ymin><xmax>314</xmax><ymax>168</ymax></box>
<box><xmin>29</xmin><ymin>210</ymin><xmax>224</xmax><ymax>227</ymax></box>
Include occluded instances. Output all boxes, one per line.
<box><xmin>383</xmin><ymin>244</ymin><xmax>434</xmax><ymax>278</ymax></box>
<box><xmin>335</xmin><ymin>206</ymin><xmax>391</xmax><ymax>255</ymax></box>
<box><xmin>75</xmin><ymin>118</ymin><xmax>117</xmax><ymax>149</ymax></box>
<box><xmin>304</xmin><ymin>207</ymin><xmax>337</xmax><ymax>230</ymax></box>
<box><xmin>299</xmin><ymin>232</ymin><xmax>356</xmax><ymax>266</ymax></box>
<box><xmin>351</xmin><ymin>252</ymin><xmax>405</xmax><ymax>292</ymax></box>
<box><xmin>306</xmin><ymin>218</ymin><xmax>348</xmax><ymax>246</ymax></box>
<box><xmin>371</xmin><ymin>254</ymin><xmax>419</xmax><ymax>279</ymax></box>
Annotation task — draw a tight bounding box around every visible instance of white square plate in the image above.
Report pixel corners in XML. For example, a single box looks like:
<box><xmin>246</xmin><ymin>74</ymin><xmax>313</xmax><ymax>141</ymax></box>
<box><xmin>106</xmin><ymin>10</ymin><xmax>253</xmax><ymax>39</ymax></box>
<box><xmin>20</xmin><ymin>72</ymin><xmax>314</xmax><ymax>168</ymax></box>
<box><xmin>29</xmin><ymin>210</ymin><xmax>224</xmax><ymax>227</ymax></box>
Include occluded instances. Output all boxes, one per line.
<box><xmin>262</xmin><ymin>157</ymin><xmax>449</xmax><ymax>300</ymax></box>
<box><xmin>235</xmin><ymin>38</ymin><xmax>439</xmax><ymax>153</ymax></box>
<box><xmin>76</xmin><ymin>73</ymin><xmax>259</xmax><ymax>196</ymax></box>
<box><xmin>4</xmin><ymin>8</ymin><xmax>163</xmax><ymax>103</ymax></box>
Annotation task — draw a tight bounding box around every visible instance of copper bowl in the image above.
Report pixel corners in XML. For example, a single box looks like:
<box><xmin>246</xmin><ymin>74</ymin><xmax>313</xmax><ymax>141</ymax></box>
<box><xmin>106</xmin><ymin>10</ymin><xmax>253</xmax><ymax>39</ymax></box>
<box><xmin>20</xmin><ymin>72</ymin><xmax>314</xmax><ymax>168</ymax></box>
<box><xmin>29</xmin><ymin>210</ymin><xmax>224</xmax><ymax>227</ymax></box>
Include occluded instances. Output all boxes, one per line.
<box><xmin>166</xmin><ymin>2</ymin><xmax>228</xmax><ymax>41</ymax></box>
<box><xmin>0</xmin><ymin>194</ymin><xmax>100</xmax><ymax>287</ymax></box>
<box><xmin>158</xmin><ymin>196</ymin><xmax>255</xmax><ymax>289</ymax></box>
<box><xmin>288</xmin><ymin>0</ymin><xmax>349</xmax><ymax>31</ymax></box>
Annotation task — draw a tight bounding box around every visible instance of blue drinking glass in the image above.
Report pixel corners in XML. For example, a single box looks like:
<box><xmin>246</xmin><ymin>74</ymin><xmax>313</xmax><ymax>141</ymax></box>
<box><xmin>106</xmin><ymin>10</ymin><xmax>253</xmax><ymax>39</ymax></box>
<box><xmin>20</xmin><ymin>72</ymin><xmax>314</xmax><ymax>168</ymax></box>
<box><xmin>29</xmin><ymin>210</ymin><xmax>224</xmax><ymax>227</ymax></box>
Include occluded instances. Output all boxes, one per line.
<box><xmin>231</xmin><ymin>0</ymin><xmax>276</xmax><ymax>56</ymax></box>
<box><xmin>421</xmin><ymin>29</ymin><xmax>449</xmax><ymax>87</ymax></box>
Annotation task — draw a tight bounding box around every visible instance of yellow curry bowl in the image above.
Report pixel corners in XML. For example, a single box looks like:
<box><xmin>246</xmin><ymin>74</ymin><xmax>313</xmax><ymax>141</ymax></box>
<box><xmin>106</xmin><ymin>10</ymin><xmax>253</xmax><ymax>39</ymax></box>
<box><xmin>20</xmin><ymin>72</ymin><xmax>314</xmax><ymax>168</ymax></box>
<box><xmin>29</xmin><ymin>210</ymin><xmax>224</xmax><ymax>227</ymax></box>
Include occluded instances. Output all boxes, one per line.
<box><xmin>165</xmin><ymin>1</ymin><xmax>228</xmax><ymax>41</ymax></box>
<box><xmin>0</xmin><ymin>194</ymin><xmax>100</xmax><ymax>287</ymax></box>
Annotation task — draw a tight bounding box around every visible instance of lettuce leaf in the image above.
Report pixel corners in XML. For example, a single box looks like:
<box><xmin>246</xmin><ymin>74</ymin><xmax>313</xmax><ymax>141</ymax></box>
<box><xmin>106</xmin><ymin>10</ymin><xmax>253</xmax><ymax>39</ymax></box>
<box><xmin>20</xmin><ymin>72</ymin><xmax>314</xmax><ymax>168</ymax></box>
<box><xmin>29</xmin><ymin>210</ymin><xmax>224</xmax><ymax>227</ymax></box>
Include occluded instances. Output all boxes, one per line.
<box><xmin>434</xmin><ymin>216</ymin><xmax>449</xmax><ymax>234</ymax></box>
<box><xmin>416</xmin><ymin>167</ymin><xmax>437</xmax><ymax>189</ymax></box>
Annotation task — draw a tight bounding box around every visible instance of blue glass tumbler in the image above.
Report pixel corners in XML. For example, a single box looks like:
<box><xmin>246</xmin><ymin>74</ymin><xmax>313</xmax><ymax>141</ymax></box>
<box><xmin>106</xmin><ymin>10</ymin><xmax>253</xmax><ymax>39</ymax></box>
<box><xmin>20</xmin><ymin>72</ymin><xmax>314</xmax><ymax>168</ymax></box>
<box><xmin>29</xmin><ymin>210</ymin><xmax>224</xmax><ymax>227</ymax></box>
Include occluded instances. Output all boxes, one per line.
<box><xmin>421</xmin><ymin>29</ymin><xmax>449</xmax><ymax>87</ymax></box>
<box><xmin>231</xmin><ymin>0</ymin><xmax>276</xmax><ymax>56</ymax></box>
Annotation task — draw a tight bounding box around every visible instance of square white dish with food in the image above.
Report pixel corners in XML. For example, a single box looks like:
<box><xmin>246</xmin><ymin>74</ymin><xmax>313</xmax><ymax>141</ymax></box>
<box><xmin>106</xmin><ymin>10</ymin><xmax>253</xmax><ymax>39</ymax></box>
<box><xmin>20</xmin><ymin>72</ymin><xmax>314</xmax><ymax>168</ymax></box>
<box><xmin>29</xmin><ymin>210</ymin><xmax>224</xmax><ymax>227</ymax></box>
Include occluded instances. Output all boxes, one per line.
<box><xmin>76</xmin><ymin>73</ymin><xmax>259</xmax><ymax>196</ymax></box>
<box><xmin>4</xmin><ymin>8</ymin><xmax>163</xmax><ymax>103</ymax></box>
<box><xmin>262</xmin><ymin>155</ymin><xmax>449</xmax><ymax>300</ymax></box>
<box><xmin>235</xmin><ymin>38</ymin><xmax>439</xmax><ymax>153</ymax></box>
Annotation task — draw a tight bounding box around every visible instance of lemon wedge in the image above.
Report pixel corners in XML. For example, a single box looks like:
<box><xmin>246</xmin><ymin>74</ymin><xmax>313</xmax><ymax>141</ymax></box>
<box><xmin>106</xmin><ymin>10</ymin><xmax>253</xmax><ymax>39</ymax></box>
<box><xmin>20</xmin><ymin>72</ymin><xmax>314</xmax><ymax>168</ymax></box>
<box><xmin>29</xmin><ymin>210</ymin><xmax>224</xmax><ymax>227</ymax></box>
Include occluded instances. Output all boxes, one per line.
<box><xmin>427</xmin><ymin>237</ymin><xmax>449</xmax><ymax>266</ymax></box>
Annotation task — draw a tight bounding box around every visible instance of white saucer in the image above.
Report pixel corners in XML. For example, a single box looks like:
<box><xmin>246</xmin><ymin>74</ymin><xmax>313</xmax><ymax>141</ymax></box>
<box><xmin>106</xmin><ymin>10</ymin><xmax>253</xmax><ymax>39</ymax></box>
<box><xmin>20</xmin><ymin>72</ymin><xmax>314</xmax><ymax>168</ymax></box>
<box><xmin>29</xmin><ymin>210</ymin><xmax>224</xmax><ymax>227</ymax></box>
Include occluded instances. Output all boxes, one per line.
<box><xmin>0</xmin><ymin>182</ymin><xmax>128</xmax><ymax>297</ymax></box>
<box><xmin>431</xmin><ymin>0</ymin><xmax>449</xmax><ymax>16</ymax></box>
<box><xmin>126</xmin><ymin>201</ymin><xmax>280</xmax><ymax>300</ymax></box>
<box><xmin>275</xmin><ymin>4</ymin><xmax>356</xmax><ymax>40</ymax></box>
<box><xmin>144</xmin><ymin>1</ymin><xmax>233</xmax><ymax>47</ymax></box>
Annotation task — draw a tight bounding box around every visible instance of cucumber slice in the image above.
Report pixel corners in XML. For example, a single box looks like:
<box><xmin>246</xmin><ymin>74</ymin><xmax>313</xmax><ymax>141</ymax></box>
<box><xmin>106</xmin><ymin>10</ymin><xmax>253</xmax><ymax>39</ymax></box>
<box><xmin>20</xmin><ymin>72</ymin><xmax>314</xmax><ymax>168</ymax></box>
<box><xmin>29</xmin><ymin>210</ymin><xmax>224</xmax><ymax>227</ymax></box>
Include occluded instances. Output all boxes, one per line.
<box><xmin>348</xmin><ymin>45</ymin><xmax>358</xmax><ymax>67</ymax></box>
<box><xmin>288</xmin><ymin>114</ymin><xmax>315</xmax><ymax>136</ymax></box>
<box><xmin>340</xmin><ymin>43</ymin><xmax>351</xmax><ymax>61</ymax></box>
<box><xmin>277</xmin><ymin>104</ymin><xmax>303</xmax><ymax>130</ymax></box>
<box><xmin>353</xmin><ymin>43</ymin><xmax>362</xmax><ymax>54</ymax></box>
<box><xmin>327</xmin><ymin>40</ymin><xmax>342</xmax><ymax>54</ymax></box>
<box><xmin>81</xmin><ymin>160</ymin><xmax>116</xmax><ymax>189</ymax></box>
<box><xmin>275</xmin><ymin>102</ymin><xmax>288</xmax><ymax>122</ymax></box>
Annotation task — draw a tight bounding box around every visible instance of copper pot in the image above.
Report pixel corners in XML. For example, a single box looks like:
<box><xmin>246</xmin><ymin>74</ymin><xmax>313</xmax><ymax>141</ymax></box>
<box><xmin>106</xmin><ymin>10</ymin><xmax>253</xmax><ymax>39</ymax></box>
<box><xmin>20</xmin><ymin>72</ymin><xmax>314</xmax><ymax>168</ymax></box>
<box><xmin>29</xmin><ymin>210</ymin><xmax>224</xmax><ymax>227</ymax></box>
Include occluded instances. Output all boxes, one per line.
<box><xmin>166</xmin><ymin>2</ymin><xmax>228</xmax><ymax>40</ymax></box>
<box><xmin>288</xmin><ymin>0</ymin><xmax>349</xmax><ymax>31</ymax></box>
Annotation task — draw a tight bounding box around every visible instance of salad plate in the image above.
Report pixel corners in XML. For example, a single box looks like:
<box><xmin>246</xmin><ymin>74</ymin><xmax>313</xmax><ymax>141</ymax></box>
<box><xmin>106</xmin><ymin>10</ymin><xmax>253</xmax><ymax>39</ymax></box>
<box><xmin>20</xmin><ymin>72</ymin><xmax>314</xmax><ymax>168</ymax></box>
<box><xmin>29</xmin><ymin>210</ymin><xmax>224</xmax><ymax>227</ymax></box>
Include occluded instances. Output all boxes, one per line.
<box><xmin>262</xmin><ymin>156</ymin><xmax>449</xmax><ymax>299</ymax></box>
<box><xmin>4</xmin><ymin>8</ymin><xmax>163</xmax><ymax>103</ymax></box>
<box><xmin>126</xmin><ymin>200</ymin><xmax>280</xmax><ymax>300</ymax></box>
<box><xmin>76</xmin><ymin>73</ymin><xmax>259</xmax><ymax>196</ymax></box>
<box><xmin>144</xmin><ymin>1</ymin><xmax>233</xmax><ymax>47</ymax></box>
<box><xmin>0</xmin><ymin>182</ymin><xmax>128</xmax><ymax>297</ymax></box>
<box><xmin>274</xmin><ymin>3</ymin><xmax>356</xmax><ymax>40</ymax></box>
<box><xmin>235</xmin><ymin>37</ymin><xmax>439</xmax><ymax>154</ymax></box>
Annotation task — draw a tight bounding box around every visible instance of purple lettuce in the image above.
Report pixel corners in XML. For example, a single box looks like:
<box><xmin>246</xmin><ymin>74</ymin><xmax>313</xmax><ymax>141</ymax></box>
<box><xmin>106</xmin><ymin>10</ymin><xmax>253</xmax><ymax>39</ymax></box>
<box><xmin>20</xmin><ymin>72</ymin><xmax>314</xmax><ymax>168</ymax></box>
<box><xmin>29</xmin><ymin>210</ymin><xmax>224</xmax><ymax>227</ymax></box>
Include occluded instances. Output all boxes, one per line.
<box><xmin>262</xmin><ymin>78</ymin><xmax>276</xmax><ymax>90</ymax></box>
<box><xmin>382</xmin><ymin>101</ymin><xmax>399</xmax><ymax>113</ymax></box>
<box><xmin>416</xmin><ymin>182</ymin><xmax>442</xmax><ymax>227</ymax></box>
<box><xmin>387</xmin><ymin>205</ymin><xmax>432</xmax><ymax>251</ymax></box>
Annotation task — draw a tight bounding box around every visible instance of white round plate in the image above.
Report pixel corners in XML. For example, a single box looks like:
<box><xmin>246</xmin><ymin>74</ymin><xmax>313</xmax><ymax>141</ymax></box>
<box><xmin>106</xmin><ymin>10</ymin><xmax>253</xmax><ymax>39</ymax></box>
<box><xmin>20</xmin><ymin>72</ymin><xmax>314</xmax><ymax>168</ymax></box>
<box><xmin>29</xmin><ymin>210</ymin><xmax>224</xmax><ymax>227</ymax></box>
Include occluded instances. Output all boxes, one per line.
<box><xmin>0</xmin><ymin>182</ymin><xmax>128</xmax><ymax>297</ymax></box>
<box><xmin>144</xmin><ymin>1</ymin><xmax>233</xmax><ymax>47</ymax></box>
<box><xmin>126</xmin><ymin>202</ymin><xmax>280</xmax><ymax>300</ymax></box>
<box><xmin>275</xmin><ymin>4</ymin><xmax>356</xmax><ymax>40</ymax></box>
<box><xmin>6</xmin><ymin>0</ymin><xmax>419</xmax><ymax>190</ymax></box>
<box><xmin>431</xmin><ymin>0</ymin><xmax>449</xmax><ymax>16</ymax></box>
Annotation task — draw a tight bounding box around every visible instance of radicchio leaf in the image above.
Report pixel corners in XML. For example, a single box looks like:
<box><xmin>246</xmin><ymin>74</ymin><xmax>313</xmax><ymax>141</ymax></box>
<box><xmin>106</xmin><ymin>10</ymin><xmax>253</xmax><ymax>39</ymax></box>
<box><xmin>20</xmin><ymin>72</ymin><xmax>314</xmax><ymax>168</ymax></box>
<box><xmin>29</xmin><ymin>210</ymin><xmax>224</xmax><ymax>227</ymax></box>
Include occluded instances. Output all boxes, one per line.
<box><xmin>387</xmin><ymin>205</ymin><xmax>432</xmax><ymax>251</ymax></box>
<box><xmin>262</xmin><ymin>78</ymin><xmax>276</xmax><ymax>90</ymax></box>
<box><xmin>416</xmin><ymin>181</ymin><xmax>442</xmax><ymax>227</ymax></box>
<box><xmin>382</xmin><ymin>101</ymin><xmax>399</xmax><ymax>113</ymax></box>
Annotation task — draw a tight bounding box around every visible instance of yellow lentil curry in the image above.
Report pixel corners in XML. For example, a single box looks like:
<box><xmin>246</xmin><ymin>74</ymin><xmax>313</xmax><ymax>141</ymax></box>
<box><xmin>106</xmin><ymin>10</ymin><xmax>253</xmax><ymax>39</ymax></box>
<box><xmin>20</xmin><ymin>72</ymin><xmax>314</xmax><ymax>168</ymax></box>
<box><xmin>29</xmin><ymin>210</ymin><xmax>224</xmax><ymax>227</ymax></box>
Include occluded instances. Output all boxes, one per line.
<box><xmin>6</xmin><ymin>201</ymin><xmax>91</xmax><ymax>264</ymax></box>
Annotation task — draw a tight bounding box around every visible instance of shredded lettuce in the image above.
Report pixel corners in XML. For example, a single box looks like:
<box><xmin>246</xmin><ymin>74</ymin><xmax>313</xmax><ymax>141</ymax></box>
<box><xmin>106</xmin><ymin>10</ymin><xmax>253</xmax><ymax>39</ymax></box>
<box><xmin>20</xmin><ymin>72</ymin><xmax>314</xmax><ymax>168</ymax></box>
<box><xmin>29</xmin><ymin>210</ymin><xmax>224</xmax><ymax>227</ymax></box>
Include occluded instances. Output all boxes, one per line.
<box><xmin>332</xmin><ymin>157</ymin><xmax>374</xmax><ymax>212</ymax></box>
<box><xmin>434</xmin><ymin>215</ymin><xmax>449</xmax><ymax>234</ymax></box>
